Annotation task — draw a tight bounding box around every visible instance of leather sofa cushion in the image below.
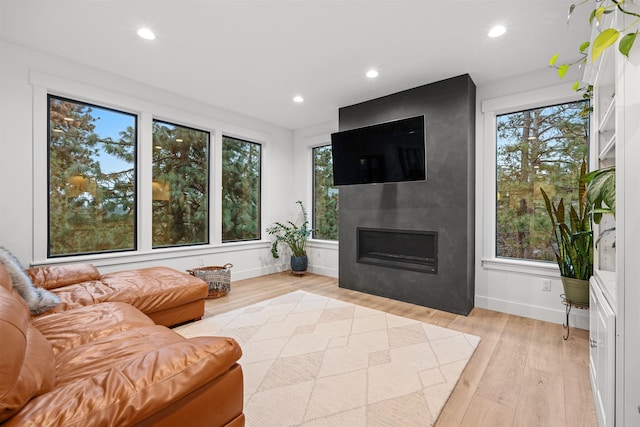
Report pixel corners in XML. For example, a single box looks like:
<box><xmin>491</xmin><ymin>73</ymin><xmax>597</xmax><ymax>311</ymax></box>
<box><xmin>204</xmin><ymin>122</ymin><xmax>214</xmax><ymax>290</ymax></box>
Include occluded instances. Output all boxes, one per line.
<box><xmin>33</xmin><ymin>267</ymin><xmax>207</xmax><ymax>318</ymax></box>
<box><xmin>27</xmin><ymin>263</ymin><xmax>100</xmax><ymax>290</ymax></box>
<box><xmin>0</xmin><ymin>285</ymin><xmax>55</xmax><ymax>422</ymax></box>
<box><xmin>6</xmin><ymin>334</ymin><xmax>242</xmax><ymax>427</ymax></box>
<box><xmin>32</xmin><ymin>302</ymin><xmax>155</xmax><ymax>356</ymax></box>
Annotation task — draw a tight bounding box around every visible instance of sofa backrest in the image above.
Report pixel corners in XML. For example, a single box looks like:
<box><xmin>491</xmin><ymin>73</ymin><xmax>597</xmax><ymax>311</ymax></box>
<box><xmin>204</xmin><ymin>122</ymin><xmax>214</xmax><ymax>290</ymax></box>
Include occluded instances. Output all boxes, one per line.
<box><xmin>0</xmin><ymin>264</ymin><xmax>56</xmax><ymax>423</ymax></box>
<box><xmin>27</xmin><ymin>263</ymin><xmax>101</xmax><ymax>290</ymax></box>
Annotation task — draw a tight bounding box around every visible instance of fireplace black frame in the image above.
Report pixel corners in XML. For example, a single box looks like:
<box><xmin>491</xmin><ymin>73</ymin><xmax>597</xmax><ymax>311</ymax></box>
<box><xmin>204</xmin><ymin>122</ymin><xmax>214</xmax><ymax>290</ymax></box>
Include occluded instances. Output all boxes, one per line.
<box><xmin>356</xmin><ymin>227</ymin><xmax>438</xmax><ymax>274</ymax></box>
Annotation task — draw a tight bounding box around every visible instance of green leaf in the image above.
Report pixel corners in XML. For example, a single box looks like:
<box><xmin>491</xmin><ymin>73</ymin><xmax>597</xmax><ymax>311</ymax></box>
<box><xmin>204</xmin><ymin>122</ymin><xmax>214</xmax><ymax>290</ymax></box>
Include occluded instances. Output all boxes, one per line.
<box><xmin>572</xmin><ymin>81</ymin><xmax>580</xmax><ymax>91</ymax></box>
<box><xmin>557</xmin><ymin>64</ymin><xmax>569</xmax><ymax>78</ymax></box>
<box><xmin>589</xmin><ymin>9</ymin><xmax>597</xmax><ymax>25</ymax></box>
<box><xmin>595</xmin><ymin>6</ymin><xmax>605</xmax><ymax>23</ymax></box>
<box><xmin>579</xmin><ymin>41</ymin><xmax>590</xmax><ymax>53</ymax></box>
<box><xmin>619</xmin><ymin>32</ymin><xmax>637</xmax><ymax>57</ymax></box>
<box><xmin>592</xmin><ymin>28</ymin><xmax>620</xmax><ymax>62</ymax></box>
<box><xmin>549</xmin><ymin>53</ymin><xmax>559</xmax><ymax>66</ymax></box>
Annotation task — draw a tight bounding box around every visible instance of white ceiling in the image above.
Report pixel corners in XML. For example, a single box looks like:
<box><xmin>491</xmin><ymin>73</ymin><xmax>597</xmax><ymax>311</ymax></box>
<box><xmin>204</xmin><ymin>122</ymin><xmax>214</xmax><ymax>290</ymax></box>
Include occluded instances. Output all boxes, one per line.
<box><xmin>0</xmin><ymin>0</ymin><xmax>591</xmax><ymax>130</ymax></box>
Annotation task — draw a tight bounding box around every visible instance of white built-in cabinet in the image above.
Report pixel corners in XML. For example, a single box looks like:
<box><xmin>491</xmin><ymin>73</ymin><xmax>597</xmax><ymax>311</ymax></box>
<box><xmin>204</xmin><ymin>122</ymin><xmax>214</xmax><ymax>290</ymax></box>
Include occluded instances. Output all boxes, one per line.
<box><xmin>585</xmin><ymin>2</ymin><xmax>640</xmax><ymax>425</ymax></box>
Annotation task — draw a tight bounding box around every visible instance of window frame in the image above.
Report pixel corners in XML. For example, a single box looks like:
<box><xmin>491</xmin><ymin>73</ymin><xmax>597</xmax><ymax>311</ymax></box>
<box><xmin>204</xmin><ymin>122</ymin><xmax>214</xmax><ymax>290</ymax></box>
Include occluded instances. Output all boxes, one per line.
<box><xmin>47</xmin><ymin>94</ymin><xmax>139</xmax><ymax>258</ymax></box>
<box><xmin>30</xmin><ymin>71</ymin><xmax>269</xmax><ymax>266</ymax></box>
<box><xmin>311</xmin><ymin>144</ymin><xmax>339</xmax><ymax>241</ymax></box>
<box><xmin>151</xmin><ymin>118</ymin><xmax>211</xmax><ymax>249</ymax></box>
<box><xmin>480</xmin><ymin>83</ymin><xmax>586</xmax><ymax>277</ymax></box>
<box><xmin>221</xmin><ymin>134</ymin><xmax>262</xmax><ymax>243</ymax></box>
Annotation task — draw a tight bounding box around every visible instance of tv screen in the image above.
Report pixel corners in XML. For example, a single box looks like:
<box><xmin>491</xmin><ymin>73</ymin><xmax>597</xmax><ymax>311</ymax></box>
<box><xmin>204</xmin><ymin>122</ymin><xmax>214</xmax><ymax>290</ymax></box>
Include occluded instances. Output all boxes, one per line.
<box><xmin>331</xmin><ymin>115</ymin><xmax>426</xmax><ymax>185</ymax></box>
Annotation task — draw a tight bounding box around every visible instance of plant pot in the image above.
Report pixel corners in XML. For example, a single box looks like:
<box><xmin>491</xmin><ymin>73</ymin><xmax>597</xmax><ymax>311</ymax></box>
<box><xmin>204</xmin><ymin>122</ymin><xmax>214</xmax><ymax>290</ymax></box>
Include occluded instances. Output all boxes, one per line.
<box><xmin>290</xmin><ymin>255</ymin><xmax>308</xmax><ymax>273</ymax></box>
<box><xmin>561</xmin><ymin>277</ymin><xmax>590</xmax><ymax>306</ymax></box>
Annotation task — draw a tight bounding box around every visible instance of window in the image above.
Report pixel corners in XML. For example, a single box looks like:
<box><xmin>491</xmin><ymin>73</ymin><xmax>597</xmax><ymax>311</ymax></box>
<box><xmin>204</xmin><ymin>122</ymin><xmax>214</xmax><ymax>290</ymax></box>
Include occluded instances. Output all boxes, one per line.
<box><xmin>222</xmin><ymin>136</ymin><xmax>261</xmax><ymax>242</ymax></box>
<box><xmin>496</xmin><ymin>100</ymin><xmax>589</xmax><ymax>261</ymax></box>
<box><xmin>312</xmin><ymin>145</ymin><xmax>339</xmax><ymax>240</ymax></box>
<box><xmin>152</xmin><ymin>120</ymin><xmax>210</xmax><ymax>248</ymax></box>
<box><xmin>48</xmin><ymin>95</ymin><xmax>137</xmax><ymax>256</ymax></box>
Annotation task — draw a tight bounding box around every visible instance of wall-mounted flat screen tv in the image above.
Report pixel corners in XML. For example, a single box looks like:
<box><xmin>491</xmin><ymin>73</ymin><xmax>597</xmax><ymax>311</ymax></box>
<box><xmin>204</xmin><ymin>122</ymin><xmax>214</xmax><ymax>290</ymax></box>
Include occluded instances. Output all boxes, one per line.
<box><xmin>331</xmin><ymin>115</ymin><xmax>426</xmax><ymax>186</ymax></box>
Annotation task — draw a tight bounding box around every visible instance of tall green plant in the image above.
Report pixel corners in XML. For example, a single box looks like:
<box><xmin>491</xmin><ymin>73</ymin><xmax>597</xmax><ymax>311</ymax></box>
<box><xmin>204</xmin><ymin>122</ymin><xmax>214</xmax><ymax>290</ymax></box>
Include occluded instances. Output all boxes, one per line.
<box><xmin>266</xmin><ymin>201</ymin><xmax>312</xmax><ymax>258</ymax></box>
<box><xmin>540</xmin><ymin>162</ymin><xmax>593</xmax><ymax>280</ymax></box>
<box><xmin>582</xmin><ymin>166</ymin><xmax>616</xmax><ymax>223</ymax></box>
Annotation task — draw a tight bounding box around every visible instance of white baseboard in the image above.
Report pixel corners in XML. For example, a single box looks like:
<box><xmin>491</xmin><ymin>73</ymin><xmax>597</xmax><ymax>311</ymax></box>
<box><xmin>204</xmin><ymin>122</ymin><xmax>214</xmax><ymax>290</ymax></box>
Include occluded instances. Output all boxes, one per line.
<box><xmin>308</xmin><ymin>265</ymin><xmax>338</xmax><ymax>278</ymax></box>
<box><xmin>475</xmin><ymin>295</ymin><xmax>589</xmax><ymax>330</ymax></box>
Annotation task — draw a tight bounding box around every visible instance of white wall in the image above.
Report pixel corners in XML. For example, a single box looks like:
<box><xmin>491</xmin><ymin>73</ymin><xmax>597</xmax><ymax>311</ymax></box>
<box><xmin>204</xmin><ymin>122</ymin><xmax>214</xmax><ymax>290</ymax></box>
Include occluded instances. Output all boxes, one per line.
<box><xmin>0</xmin><ymin>40</ymin><xmax>294</xmax><ymax>279</ymax></box>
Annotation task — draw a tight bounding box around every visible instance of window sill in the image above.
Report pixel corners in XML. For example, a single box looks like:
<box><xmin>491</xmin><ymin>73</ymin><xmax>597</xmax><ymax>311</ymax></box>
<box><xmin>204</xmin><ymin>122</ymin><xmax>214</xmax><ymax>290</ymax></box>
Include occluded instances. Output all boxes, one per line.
<box><xmin>481</xmin><ymin>257</ymin><xmax>560</xmax><ymax>279</ymax></box>
<box><xmin>32</xmin><ymin>240</ymin><xmax>271</xmax><ymax>268</ymax></box>
<box><xmin>308</xmin><ymin>239</ymin><xmax>339</xmax><ymax>250</ymax></box>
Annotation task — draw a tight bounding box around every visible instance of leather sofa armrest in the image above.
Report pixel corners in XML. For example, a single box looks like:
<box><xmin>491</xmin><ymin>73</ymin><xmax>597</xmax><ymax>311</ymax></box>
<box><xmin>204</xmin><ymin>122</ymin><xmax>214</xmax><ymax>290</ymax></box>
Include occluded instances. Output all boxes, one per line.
<box><xmin>26</xmin><ymin>264</ymin><xmax>101</xmax><ymax>290</ymax></box>
<box><xmin>4</xmin><ymin>336</ymin><xmax>242</xmax><ymax>426</ymax></box>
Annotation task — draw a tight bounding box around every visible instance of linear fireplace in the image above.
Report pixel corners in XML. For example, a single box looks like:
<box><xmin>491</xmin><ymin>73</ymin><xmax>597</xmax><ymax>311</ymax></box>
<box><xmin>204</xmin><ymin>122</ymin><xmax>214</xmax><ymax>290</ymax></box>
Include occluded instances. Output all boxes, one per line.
<box><xmin>357</xmin><ymin>228</ymin><xmax>437</xmax><ymax>274</ymax></box>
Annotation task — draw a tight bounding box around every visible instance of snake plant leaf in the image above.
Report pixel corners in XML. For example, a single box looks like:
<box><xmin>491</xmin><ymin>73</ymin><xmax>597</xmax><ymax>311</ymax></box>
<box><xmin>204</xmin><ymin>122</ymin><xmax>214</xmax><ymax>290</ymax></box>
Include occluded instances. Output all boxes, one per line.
<box><xmin>619</xmin><ymin>32</ymin><xmax>638</xmax><ymax>57</ymax></box>
<box><xmin>549</xmin><ymin>53</ymin><xmax>559</xmax><ymax>66</ymax></box>
<box><xmin>592</xmin><ymin>28</ymin><xmax>620</xmax><ymax>62</ymax></box>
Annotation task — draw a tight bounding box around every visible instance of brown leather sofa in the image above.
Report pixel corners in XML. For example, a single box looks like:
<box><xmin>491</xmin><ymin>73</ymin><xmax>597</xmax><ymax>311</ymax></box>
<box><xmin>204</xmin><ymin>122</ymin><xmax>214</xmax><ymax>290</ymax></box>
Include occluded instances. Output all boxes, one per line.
<box><xmin>0</xmin><ymin>263</ymin><xmax>245</xmax><ymax>426</ymax></box>
<box><xmin>27</xmin><ymin>263</ymin><xmax>208</xmax><ymax>327</ymax></box>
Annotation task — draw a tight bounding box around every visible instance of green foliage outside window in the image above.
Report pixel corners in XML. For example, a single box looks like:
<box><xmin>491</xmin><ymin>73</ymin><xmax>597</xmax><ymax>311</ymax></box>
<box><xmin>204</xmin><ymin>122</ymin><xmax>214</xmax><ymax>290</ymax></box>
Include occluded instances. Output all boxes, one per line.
<box><xmin>496</xmin><ymin>100</ymin><xmax>589</xmax><ymax>261</ymax></box>
<box><xmin>152</xmin><ymin>120</ymin><xmax>209</xmax><ymax>248</ymax></box>
<box><xmin>222</xmin><ymin>136</ymin><xmax>261</xmax><ymax>241</ymax></box>
<box><xmin>313</xmin><ymin>145</ymin><xmax>338</xmax><ymax>240</ymax></box>
<box><xmin>48</xmin><ymin>96</ymin><xmax>136</xmax><ymax>256</ymax></box>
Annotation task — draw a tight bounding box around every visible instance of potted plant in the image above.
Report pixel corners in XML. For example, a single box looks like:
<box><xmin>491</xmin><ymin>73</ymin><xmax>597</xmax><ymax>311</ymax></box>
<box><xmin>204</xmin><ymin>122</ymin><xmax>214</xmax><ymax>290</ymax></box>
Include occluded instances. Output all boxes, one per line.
<box><xmin>540</xmin><ymin>161</ymin><xmax>593</xmax><ymax>305</ymax></box>
<box><xmin>266</xmin><ymin>201</ymin><xmax>312</xmax><ymax>273</ymax></box>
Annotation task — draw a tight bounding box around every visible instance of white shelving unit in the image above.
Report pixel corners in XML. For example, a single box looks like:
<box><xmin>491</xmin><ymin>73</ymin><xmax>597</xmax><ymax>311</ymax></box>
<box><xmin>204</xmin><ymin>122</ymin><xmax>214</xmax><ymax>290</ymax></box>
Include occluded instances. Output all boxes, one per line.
<box><xmin>586</xmin><ymin>3</ymin><xmax>640</xmax><ymax>425</ymax></box>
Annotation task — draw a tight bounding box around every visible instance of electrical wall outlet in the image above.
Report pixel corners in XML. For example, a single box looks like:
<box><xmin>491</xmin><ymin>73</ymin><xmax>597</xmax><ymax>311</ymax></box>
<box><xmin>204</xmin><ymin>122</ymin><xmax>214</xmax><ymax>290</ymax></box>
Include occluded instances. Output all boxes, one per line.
<box><xmin>542</xmin><ymin>279</ymin><xmax>551</xmax><ymax>292</ymax></box>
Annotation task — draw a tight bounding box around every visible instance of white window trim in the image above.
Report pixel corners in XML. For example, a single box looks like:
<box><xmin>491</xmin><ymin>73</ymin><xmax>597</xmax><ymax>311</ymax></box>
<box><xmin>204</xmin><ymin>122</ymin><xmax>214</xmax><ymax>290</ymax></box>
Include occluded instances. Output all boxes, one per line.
<box><xmin>307</xmin><ymin>134</ymin><xmax>339</xmax><ymax>243</ymax></box>
<box><xmin>480</xmin><ymin>83</ymin><xmax>584</xmax><ymax>275</ymax></box>
<box><xmin>30</xmin><ymin>71</ymin><xmax>269</xmax><ymax>265</ymax></box>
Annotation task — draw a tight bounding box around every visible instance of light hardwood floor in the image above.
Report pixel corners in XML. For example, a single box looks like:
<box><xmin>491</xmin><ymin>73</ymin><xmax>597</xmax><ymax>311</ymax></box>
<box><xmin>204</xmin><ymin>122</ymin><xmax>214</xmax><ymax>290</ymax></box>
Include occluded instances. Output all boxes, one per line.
<box><xmin>202</xmin><ymin>272</ymin><xmax>598</xmax><ymax>427</ymax></box>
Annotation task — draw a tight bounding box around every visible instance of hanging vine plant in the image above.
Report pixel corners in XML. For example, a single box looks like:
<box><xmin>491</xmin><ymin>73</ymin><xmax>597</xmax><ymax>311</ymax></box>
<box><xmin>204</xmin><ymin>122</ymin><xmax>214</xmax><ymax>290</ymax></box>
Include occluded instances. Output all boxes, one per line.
<box><xmin>549</xmin><ymin>0</ymin><xmax>640</xmax><ymax>88</ymax></box>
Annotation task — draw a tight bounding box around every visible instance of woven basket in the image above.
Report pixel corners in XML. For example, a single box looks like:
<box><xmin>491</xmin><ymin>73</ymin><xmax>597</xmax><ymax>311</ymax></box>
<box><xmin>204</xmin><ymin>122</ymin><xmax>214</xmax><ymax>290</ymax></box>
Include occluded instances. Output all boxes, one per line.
<box><xmin>187</xmin><ymin>263</ymin><xmax>233</xmax><ymax>299</ymax></box>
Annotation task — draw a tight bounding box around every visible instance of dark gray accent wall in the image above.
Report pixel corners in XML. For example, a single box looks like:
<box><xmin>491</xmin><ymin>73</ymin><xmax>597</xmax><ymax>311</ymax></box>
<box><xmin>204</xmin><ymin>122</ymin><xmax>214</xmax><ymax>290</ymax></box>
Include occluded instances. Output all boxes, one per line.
<box><xmin>337</xmin><ymin>74</ymin><xmax>476</xmax><ymax>315</ymax></box>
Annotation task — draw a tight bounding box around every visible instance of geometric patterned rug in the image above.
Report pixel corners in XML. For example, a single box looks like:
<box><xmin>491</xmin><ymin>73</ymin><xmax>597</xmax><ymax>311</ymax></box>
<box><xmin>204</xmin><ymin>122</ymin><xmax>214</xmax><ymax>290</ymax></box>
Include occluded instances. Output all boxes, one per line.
<box><xmin>174</xmin><ymin>290</ymin><xmax>480</xmax><ymax>426</ymax></box>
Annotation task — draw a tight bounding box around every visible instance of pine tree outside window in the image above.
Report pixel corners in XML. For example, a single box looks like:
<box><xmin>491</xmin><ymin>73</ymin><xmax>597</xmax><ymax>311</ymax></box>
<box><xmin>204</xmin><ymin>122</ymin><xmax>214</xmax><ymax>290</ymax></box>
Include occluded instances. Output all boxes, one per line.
<box><xmin>312</xmin><ymin>145</ymin><xmax>339</xmax><ymax>240</ymax></box>
<box><xmin>152</xmin><ymin>120</ymin><xmax>209</xmax><ymax>248</ymax></box>
<box><xmin>496</xmin><ymin>100</ymin><xmax>589</xmax><ymax>261</ymax></box>
<box><xmin>48</xmin><ymin>95</ymin><xmax>137</xmax><ymax>256</ymax></box>
<box><xmin>222</xmin><ymin>136</ymin><xmax>261</xmax><ymax>242</ymax></box>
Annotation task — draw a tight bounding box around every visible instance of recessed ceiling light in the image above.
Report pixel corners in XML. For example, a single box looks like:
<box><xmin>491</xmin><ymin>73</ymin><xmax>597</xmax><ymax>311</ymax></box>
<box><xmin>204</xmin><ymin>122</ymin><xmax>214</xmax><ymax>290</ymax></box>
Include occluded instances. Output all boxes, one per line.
<box><xmin>293</xmin><ymin>95</ymin><xmax>304</xmax><ymax>103</ymax></box>
<box><xmin>366</xmin><ymin>69</ymin><xmax>379</xmax><ymax>78</ymax></box>
<box><xmin>137</xmin><ymin>28</ymin><xmax>156</xmax><ymax>40</ymax></box>
<box><xmin>488</xmin><ymin>25</ymin><xmax>506</xmax><ymax>38</ymax></box>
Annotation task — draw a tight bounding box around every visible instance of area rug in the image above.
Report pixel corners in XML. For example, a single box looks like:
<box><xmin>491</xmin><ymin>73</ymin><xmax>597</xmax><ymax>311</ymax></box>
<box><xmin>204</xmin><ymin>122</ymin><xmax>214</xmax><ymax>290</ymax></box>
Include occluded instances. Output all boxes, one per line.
<box><xmin>174</xmin><ymin>291</ymin><xmax>480</xmax><ymax>426</ymax></box>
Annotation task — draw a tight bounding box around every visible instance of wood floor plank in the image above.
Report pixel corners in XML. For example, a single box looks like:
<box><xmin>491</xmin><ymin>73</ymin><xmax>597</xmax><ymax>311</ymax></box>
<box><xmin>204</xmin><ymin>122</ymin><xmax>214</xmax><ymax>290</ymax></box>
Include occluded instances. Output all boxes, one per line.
<box><xmin>563</xmin><ymin>360</ymin><xmax>598</xmax><ymax>427</ymax></box>
<box><xmin>512</xmin><ymin>367</ymin><xmax>566</xmax><ymax>427</ymax></box>
<box><xmin>459</xmin><ymin>395</ymin><xmax>515</xmax><ymax>427</ymax></box>
<box><xmin>527</xmin><ymin>320</ymin><xmax>565</xmax><ymax>377</ymax></box>
<box><xmin>475</xmin><ymin>316</ymin><xmax>533</xmax><ymax>409</ymax></box>
<box><xmin>198</xmin><ymin>272</ymin><xmax>597</xmax><ymax>426</ymax></box>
